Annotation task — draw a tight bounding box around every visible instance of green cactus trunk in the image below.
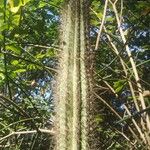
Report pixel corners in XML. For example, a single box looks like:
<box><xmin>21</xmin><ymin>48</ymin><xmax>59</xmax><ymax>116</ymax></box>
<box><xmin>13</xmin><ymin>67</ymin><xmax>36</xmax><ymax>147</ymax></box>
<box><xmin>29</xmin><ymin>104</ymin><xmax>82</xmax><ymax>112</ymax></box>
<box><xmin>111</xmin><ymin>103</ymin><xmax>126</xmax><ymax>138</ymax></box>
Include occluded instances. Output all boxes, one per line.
<box><xmin>55</xmin><ymin>0</ymin><xmax>92</xmax><ymax>150</ymax></box>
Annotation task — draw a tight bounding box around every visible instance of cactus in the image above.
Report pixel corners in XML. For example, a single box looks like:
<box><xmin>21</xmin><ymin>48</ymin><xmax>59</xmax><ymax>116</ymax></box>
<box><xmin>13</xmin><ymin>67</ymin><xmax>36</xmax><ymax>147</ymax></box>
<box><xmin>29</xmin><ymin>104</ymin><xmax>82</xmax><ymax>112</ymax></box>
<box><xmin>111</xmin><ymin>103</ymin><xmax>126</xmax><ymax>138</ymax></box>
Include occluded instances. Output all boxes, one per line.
<box><xmin>54</xmin><ymin>0</ymin><xmax>93</xmax><ymax>150</ymax></box>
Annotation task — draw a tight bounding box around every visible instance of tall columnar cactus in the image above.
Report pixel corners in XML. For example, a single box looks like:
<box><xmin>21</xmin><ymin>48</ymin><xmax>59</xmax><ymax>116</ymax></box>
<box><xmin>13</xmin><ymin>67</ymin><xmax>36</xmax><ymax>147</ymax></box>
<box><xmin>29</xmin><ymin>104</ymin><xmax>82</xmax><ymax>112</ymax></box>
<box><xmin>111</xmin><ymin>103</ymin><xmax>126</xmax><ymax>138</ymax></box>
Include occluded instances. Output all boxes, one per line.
<box><xmin>55</xmin><ymin>0</ymin><xmax>93</xmax><ymax>149</ymax></box>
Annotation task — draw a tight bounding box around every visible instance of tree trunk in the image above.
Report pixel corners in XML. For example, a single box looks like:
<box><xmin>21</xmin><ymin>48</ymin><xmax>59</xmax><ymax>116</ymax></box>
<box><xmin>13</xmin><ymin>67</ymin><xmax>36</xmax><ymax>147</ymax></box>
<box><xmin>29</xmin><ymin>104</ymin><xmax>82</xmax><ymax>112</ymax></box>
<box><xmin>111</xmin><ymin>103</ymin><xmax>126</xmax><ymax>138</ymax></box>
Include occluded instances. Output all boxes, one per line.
<box><xmin>54</xmin><ymin>0</ymin><xmax>93</xmax><ymax>150</ymax></box>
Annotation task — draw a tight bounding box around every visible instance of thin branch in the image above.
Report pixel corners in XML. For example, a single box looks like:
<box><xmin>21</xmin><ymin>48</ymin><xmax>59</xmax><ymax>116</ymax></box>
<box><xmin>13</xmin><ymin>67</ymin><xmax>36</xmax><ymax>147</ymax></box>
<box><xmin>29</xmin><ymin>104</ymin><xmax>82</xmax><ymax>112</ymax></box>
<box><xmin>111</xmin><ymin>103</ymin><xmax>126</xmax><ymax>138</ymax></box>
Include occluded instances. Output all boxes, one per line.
<box><xmin>124</xmin><ymin>105</ymin><xmax>147</xmax><ymax>144</ymax></box>
<box><xmin>114</xmin><ymin>128</ymin><xmax>137</xmax><ymax>147</ymax></box>
<box><xmin>103</xmin><ymin>26</ymin><xmax>149</xmax><ymax>141</ymax></box>
<box><xmin>0</xmin><ymin>128</ymin><xmax>55</xmax><ymax>141</ymax></box>
<box><xmin>119</xmin><ymin>0</ymin><xmax>123</xmax><ymax>24</ymax></box>
<box><xmin>93</xmin><ymin>91</ymin><xmax>143</xmax><ymax>144</ymax></box>
<box><xmin>0</xmin><ymin>94</ymin><xmax>39</xmax><ymax>131</ymax></box>
<box><xmin>93</xmin><ymin>91</ymin><xmax>122</xmax><ymax>119</ymax></box>
<box><xmin>2</xmin><ymin>51</ymin><xmax>57</xmax><ymax>73</ymax></box>
<box><xmin>92</xmin><ymin>6</ymin><xmax>150</xmax><ymax>143</ymax></box>
<box><xmin>94</xmin><ymin>0</ymin><xmax>109</xmax><ymax>50</ymax></box>
<box><xmin>94</xmin><ymin>71</ymin><xmax>118</xmax><ymax>97</ymax></box>
<box><xmin>6</xmin><ymin>43</ymin><xmax>61</xmax><ymax>51</ymax></box>
<box><xmin>117</xmin><ymin>106</ymin><xmax>150</xmax><ymax>124</ymax></box>
<box><xmin>111</xmin><ymin>2</ymin><xmax>150</xmax><ymax>132</ymax></box>
<box><xmin>0</xmin><ymin>117</ymin><xmax>40</xmax><ymax>132</ymax></box>
<box><xmin>103</xmin><ymin>26</ymin><xmax>140</xmax><ymax>112</ymax></box>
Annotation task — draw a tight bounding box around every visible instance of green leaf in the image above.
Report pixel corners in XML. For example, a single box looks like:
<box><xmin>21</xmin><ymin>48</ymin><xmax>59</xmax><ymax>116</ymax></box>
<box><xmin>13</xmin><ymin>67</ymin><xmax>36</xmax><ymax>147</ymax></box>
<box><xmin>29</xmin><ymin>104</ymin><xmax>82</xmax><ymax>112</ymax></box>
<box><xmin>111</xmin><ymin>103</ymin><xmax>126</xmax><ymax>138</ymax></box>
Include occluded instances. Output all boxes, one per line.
<box><xmin>94</xmin><ymin>114</ymin><xmax>103</xmax><ymax>124</ymax></box>
<box><xmin>46</xmin><ymin>49</ymin><xmax>55</xmax><ymax>57</ymax></box>
<box><xmin>106</xmin><ymin>16</ymin><xmax>114</xmax><ymax>22</ymax></box>
<box><xmin>8</xmin><ymin>0</ymin><xmax>31</xmax><ymax>13</ymax></box>
<box><xmin>0</xmin><ymin>34</ymin><xmax>3</xmax><ymax>41</ymax></box>
<box><xmin>0</xmin><ymin>73</ymin><xmax>5</xmax><ymax>80</ymax></box>
<box><xmin>11</xmin><ymin>60</ymin><xmax>19</xmax><ymax>65</ymax></box>
<box><xmin>10</xmin><ymin>72</ymin><xmax>17</xmax><ymax>78</ymax></box>
<box><xmin>39</xmin><ymin>1</ymin><xmax>46</xmax><ymax>8</ymax></box>
<box><xmin>36</xmin><ymin>53</ymin><xmax>45</xmax><ymax>59</ymax></box>
<box><xmin>137</xmin><ymin>1</ymin><xmax>150</xmax><ymax>8</ymax></box>
<box><xmin>97</xmin><ymin>12</ymin><xmax>103</xmax><ymax>18</ymax></box>
<box><xmin>8</xmin><ymin>0</ymin><xmax>21</xmax><ymax>13</ymax></box>
<box><xmin>12</xmin><ymin>14</ymin><xmax>21</xmax><ymax>26</ymax></box>
<box><xmin>6</xmin><ymin>45</ymin><xmax>22</xmax><ymax>54</ymax></box>
<box><xmin>113</xmin><ymin>80</ymin><xmax>126</xmax><ymax>93</ymax></box>
<box><xmin>22</xmin><ymin>0</ymin><xmax>31</xmax><ymax>5</ymax></box>
<box><xmin>27</xmin><ymin>64</ymin><xmax>36</xmax><ymax>70</ymax></box>
<box><xmin>91</xmin><ymin>19</ymin><xmax>99</xmax><ymax>26</ymax></box>
<box><xmin>0</xmin><ymin>22</ymin><xmax>8</xmax><ymax>32</ymax></box>
<box><xmin>14</xmin><ymin>69</ymin><xmax>26</xmax><ymax>74</ymax></box>
<box><xmin>0</xmin><ymin>1</ymin><xmax>3</xmax><ymax>5</ymax></box>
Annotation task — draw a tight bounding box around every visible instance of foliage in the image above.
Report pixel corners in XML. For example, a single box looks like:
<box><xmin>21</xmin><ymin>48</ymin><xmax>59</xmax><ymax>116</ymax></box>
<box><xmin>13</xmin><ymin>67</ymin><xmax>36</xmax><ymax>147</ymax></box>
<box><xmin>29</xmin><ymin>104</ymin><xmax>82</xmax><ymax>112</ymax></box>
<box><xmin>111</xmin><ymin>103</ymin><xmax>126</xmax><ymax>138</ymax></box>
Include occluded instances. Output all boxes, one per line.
<box><xmin>91</xmin><ymin>0</ymin><xmax>150</xmax><ymax>149</ymax></box>
<box><xmin>0</xmin><ymin>0</ymin><xmax>58</xmax><ymax>149</ymax></box>
<box><xmin>0</xmin><ymin>0</ymin><xmax>149</xmax><ymax>149</ymax></box>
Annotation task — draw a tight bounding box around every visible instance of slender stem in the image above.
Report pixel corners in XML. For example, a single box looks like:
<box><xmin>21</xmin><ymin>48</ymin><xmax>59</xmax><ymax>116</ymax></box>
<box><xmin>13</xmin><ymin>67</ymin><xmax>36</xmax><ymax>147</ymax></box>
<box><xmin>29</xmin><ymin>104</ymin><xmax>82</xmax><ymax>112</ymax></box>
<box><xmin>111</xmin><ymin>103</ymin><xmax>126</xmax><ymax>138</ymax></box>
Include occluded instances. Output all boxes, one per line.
<box><xmin>111</xmin><ymin>1</ymin><xmax>150</xmax><ymax>133</ymax></box>
<box><xmin>0</xmin><ymin>129</ymin><xmax>55</xmax><ymax>141</ymax></box>
<box><xmin>124</xmin><ymin>105</ymin><xmax>147</xmax><ymax>144</ymax></box>
<box><xmin>94</xmin><ymin>0</ymin><xmax>109</xmax><ymax>50</ymax></box>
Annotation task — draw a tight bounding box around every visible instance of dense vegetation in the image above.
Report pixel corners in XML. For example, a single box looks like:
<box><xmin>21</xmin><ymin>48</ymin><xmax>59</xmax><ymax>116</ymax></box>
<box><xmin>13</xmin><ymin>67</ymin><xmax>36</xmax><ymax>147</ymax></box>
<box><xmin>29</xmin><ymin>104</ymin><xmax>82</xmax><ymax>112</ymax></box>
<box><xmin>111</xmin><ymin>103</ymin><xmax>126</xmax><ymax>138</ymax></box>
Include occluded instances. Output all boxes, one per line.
<box><xmin>0</xmin><ymin>0</ymin><xmax>149</xmax><ymax>149</ymax></box>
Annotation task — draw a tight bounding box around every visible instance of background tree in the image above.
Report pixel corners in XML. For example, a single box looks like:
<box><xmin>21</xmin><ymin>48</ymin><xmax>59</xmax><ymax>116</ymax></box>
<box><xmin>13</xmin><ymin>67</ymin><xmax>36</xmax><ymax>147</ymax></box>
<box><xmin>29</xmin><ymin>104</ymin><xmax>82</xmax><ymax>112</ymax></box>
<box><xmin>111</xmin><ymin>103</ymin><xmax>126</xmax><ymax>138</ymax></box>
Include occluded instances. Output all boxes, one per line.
<box><xmin>0</xmin><ymin>0</ymin><xmax>59</xmax><ymax>149</ymax></box>
<box><xmin>0</xmin><ymin>0</ymin><xmax>149</xmax><ymax>149</ymax></box>
<box><xmin>91</xmin><ymin>0</ymin><xmax>150</xmax><ymax>149</ymax></box>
